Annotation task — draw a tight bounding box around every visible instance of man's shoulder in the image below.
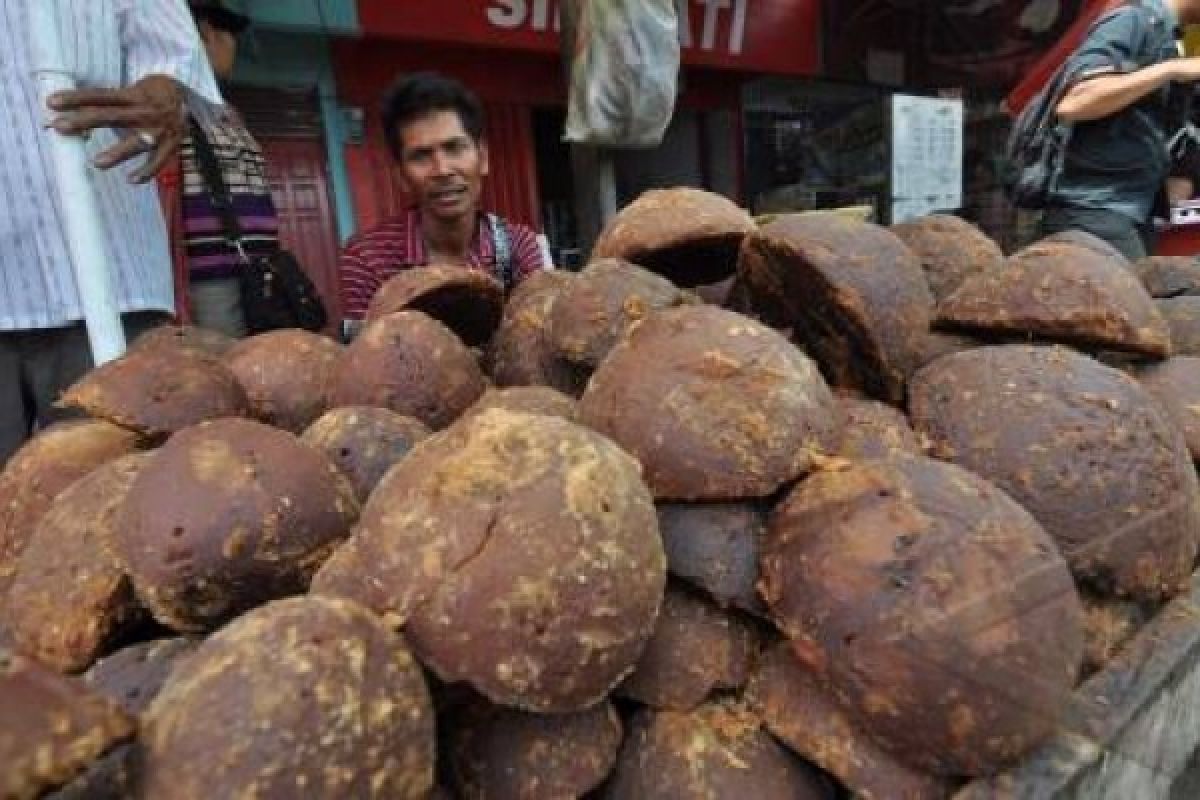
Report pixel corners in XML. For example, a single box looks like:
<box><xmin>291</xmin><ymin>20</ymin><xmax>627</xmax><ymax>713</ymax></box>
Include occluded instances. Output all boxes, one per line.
<box><xmin>1090</xmin><ymin>1</ymin><xmax>1172</xmax><ymax>43</ymax></box>
<box><xmin>488</xmin><ymin>214</ymin><xmax>539</xmax><ymax>241</ymax></box>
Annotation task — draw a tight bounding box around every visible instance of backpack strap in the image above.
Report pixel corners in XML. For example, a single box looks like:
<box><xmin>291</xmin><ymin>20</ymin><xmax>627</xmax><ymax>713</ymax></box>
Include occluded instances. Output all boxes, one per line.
<box><xmin>488</xmin><ymin>213</ymin><xmax>516</xmax><ymax>291</ymax></box>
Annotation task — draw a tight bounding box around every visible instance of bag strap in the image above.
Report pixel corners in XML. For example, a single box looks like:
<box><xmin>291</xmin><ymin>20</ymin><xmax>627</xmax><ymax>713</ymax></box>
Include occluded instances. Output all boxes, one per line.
<box><xmin>488</xmin><ymin>213</ymin><xmax>515</xmax><ymax>290</ymax></box>
<box><xmin>1011</xmin><ymin>2</ymin><xmax>1142</xmax><ymax>151</ymax></box>
<box><xmin>188</xmin><ymin>117</ymin><xmax>246</xmax><ymax>256</ymax></box>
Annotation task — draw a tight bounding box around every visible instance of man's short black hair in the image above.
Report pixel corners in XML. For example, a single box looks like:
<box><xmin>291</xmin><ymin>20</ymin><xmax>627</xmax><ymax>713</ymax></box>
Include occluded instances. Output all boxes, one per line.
<box><xmin>381</xmin><ymin>72</ymin><xmax>486</xmax><ymax>161</ymax></box>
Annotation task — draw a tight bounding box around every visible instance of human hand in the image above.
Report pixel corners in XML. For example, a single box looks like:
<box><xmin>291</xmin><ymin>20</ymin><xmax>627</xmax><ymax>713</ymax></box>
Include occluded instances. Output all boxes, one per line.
<box><xmin>46</xmin><ymin>75</ymin><xmax>184</xmax><ymax>183</ymax></box>
<box><xmin>1168</xmin><ymin>57</ymin><xmax>1200</xmax><ymax>84</ymax></box>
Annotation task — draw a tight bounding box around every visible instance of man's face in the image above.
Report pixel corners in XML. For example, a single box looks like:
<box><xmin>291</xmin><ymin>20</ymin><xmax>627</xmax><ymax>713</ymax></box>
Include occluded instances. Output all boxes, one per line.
<box><xmin>198</xmin><ymin>20</ymin><xmax>238</xmax><ymax>79</ymax></box>
<box><xmin>394</xmin><ymin>110</ymin><xmax>489</xmax><ymax>223</ymax></box>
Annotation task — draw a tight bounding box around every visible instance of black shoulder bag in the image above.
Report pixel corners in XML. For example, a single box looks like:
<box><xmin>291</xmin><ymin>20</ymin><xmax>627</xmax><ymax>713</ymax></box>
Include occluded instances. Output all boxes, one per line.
<box><xmin>188</xmin><ymin>119</ymin><xmax>328</xmax><ymax>334</ymax></box>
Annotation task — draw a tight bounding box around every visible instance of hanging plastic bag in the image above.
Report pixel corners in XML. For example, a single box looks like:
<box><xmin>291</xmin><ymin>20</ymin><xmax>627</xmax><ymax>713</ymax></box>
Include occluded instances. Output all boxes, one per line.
<box><xmin>563</xmin><ymin>0</ymin><xmax>680</xmax><ymax>148</ymax></box>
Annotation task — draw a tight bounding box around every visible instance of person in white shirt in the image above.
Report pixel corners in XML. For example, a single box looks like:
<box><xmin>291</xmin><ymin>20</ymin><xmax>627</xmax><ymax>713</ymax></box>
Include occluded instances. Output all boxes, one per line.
<box><xmin>0</xmin><ymin>0</ymin><xmax>223</xmax><ymax>463</ymax></box>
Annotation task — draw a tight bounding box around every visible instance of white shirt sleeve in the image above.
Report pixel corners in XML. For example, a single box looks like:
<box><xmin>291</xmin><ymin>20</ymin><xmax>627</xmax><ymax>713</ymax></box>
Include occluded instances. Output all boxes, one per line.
<box><xmin>116</xmin><ymin>0</ymin><xmax>224</xmax><ymax>115</ymax></box>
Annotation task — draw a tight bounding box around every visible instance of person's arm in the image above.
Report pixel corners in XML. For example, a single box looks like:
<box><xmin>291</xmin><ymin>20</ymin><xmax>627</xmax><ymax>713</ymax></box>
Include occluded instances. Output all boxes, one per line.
<box><xmin>118</xmin><ymin>0</ymin><xmax>222</xmax><ymax>112</ymax></box>
<box><xmin>45</xmin><ymin>0</ymin><xmax>222</xmax><ymax>182</ymax></box>
<box><xmin>1057</xmin><ymin>59</ymin><xmax>1200</xmax><ymax>121</ymax></box>
<box><xmin>1053</xmin><ymin>7</ymin><xmax>1200</xmax><ymax>123</ymax></box>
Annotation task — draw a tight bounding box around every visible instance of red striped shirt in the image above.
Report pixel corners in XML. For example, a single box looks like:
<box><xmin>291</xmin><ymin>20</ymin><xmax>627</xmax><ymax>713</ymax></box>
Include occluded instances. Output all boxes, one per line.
<box><xmin>339</xmin><ymin>209</ymin><xmax>546</xmax><ymax>319</ymax></box>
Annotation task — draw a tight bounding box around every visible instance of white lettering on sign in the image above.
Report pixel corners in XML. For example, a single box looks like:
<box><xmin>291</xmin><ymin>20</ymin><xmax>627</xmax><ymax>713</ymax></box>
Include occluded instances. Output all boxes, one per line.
<box><xmin>486</xmin><ymin>0</ymin><xmax>560</xmax><ymax>32</ymax></box>
<box><xmin>729</xmin><ymin>0</ymin><xmax>746</xmax><ymax>54</ymax></box>
<box><xmin>699</xmin><ymin>0</ymin><xmax>729</xmax><ymax>51</ymax></box>
<box><xmin>531</xmin><ymin>0</ymin><xmax>553</xmax><ymax>31</ymax></box>
<box><xmin>483</xmin><ymin>0</ymin><xmax>748</xmax><ymax>55</ymax></box>
<box><xmin>486</xmin><ymin>0</ymin><xmax>523</xmax><ymax>28</ymax></box>
<box><xmin>677</xmin><ymin>0</ymin><xmax>693</xmax><ymax>48</ymax></box>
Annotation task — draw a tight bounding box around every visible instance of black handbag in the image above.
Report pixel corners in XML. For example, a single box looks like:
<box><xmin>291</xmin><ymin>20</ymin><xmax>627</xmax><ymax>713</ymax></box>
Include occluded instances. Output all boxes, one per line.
<box><xmin>188</xmin><ymin>119</ymin><xmax>328</xmax><ymax>334</ymax></box>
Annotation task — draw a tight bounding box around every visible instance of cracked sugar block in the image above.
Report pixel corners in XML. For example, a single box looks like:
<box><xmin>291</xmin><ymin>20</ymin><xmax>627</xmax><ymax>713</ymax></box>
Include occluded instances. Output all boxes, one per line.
<box><xmin>6</xmin><ymin>453</ymin><xmax>151</xmax><ymax>673</ymax></box>
<box><xmin>85</xmin><ymin>636</ymin><xmax>200</xmax><ymax>715</ymax></box>
<box><xmin>458</xmin><ymin>386</ymin><xmax>578</xmax><ymax>425</ymax></box>
<box><xmin>0</xmin><ymin>420</ymin><xmax>139</xmax><ymax>604</ymax></box>
<box><xmin>936</xmin><ymin>239</ymin><xmax>1170</xmax><ymax>357</ymax></box>
<box><xmin>1041</xmin><ymin>229</ymin><xmax>1132</xmax><ymax>265</ymax></box>
<box><xmin>657</xmin><ymin>502</ymin><xmax>765</xmax><ymax>615</ymax></box>
<box><xmin>1136</xmin><ymin>356</ymin><xmax>1200</xmax><ymax>460</ymax></box>
<box><xmin>737</xmin><ymin>214</ymin><xmax>934</xmax><ymax>405</ymax></box>
<box><xmin>111</xmin><ymin>418</ymin><xmax>359</xmax><ymax>633</ymax></box>
<box><xmin>42</xmin><ymin>748</ymin><xmax>133</xmax><ymax>800</ymax></box>
<box><xmin>591</xmin><ymin>188</ymin><xmax>755</xmax><ymax>287</ymax></box>
<box><xmin>603</xmin><ymin>701</ymin><xmax>834</xmax><ymax>800</ymax></box>
<box><xmin>302</xmin><ymin>407</ymin><xmax>431</xmax><ymax>504</ymax></box>
<box><xmin>46</xmin><ymin>637</ymin><xmax>201</xmax><ymax>800</ymax></box>
<box><xmin>760</xmin><ymin>456</ymin><xmax>1085</xmax><ymax>777</ymax></box>
<box><xmin>139</xmin><ymin>596</ymin><xmax>435</xmax><ymax>800</ymax></box>
<box><xmin>548</xmin><ymin>258</ymin><xmax>692</xmax><ymax>375</ymax></box>
<box><xmin>486</xmin><ymin>270</ymin><xmax>582</xmax><ymax>394</ymax></box>
<box><xmin>447</xmin><ymin>699</ymin><xmax>622</xmax><ymax>800</ymax></box>
<box><xmin>59</xmin><ymin>348</ymin><xmax>248</xmax><ymax>438</ymax></box>
<box><xmin>130</xmin><ymin>324</ymin><xmax>236</xmax><ymax>359</ymax></box>
<box><xmin>312</xmin><ymin>409</ymin><xmax>665</xmax><ymax>713</ymax></box>
<box><xmin>910</xmin><ymin>345</ymin><xmax>1200</xmax><ymax>602</ymax></box>
<box><xmin>617</xmin><ymin>583</ymin><xmax>760</xmax><ymax>711</ymax></box>
<box><xmin>1158</xmin><ymin>295</ymin><xmax>1200</xmax><ymax>355</ymax></box>
<box><xmin>835</xmin><ymin>388</ymin><xmax>924</xmax><ymax>461</ymax></box>
<box><xmin>0</xmin><ymin>651</ymin><xmax>134</xmax><ymax>800</ymax></box>
<box><xmin>578</xmin><ymin>306</ymin><xmax>841</xmax><ymax>500</ymax></box>
<box><xmin>745</xmin><ymin>641</ymin><xmax>950</xmax><ymax>800</ymax></box>
<box><xmin>890</xmin><ymin>213</ymin><xmax>1004</xmax><ymax>302</ymax></box>
<box><xmin>916</xmin><ymin>330</ymin><xmax>983</xmax><ymax>371</ymax></box>
<box><xmin>224</xmin><ymin>329</ymin><xmax>342</xmax><ymax>433</ymax></box>
<box><xmin>1135</xmin><ymin>255</ymin><xmax>1200</xmax><ymax>298</ymax></box>
<box><xmin>329</xmin><ymin>311</ymin><xmax>486</xmax><ymax>430</ymax></box>
<box><xmin>365</xmin><ymin>264</ymin><xmax>505</xmax><ymax>347</ymax></box>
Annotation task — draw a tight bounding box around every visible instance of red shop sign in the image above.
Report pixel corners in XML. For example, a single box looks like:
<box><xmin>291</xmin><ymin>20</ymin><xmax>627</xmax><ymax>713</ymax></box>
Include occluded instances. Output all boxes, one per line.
<box><xmin>357</xmin><ymin>0</ymin><xmax>821</xmax><ymax>75</ymax></box>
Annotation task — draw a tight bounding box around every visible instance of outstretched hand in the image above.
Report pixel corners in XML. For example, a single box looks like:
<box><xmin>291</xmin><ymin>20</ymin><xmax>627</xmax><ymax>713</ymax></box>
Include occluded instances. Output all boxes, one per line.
<box><xmin>46</xmin><ymin>75</ymin><xmax>184</xmax><ymax>183</ymax></box>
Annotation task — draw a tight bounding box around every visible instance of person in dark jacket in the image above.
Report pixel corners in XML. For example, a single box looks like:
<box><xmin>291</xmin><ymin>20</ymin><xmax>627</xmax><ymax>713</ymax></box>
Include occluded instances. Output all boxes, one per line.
<box><xmin>1042</xmin><ymin>0</ymin><xmax>1200</xmax><ymax>260</ymax></box>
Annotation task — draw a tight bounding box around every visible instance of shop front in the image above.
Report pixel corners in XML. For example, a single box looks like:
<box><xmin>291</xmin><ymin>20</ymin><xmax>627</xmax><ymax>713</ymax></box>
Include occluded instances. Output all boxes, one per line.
<box><xmin>337</xmin><ymin>0</ymin><xmax>822</xmax><ymax>263</ymax></box>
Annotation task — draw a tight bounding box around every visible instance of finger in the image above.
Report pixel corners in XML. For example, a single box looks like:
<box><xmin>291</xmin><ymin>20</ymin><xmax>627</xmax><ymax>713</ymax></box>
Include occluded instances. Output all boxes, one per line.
<box><xmin>50</xmin><ymin>106</ymin><xmax>156</xmax><ymax>135</ymax></box>
<box><xmin>47</xmin><ymin>87</ymin><xmax>134</xmax><ymax>111</ymax></box>
<box><xmin>93</xmin><ymin>133</ymin><xmax>151</xmax><ymax>171</ymax></box>
<box><xmin>130</xmin><ymin>133</ymin><xmax>180</xmax><ymax>183</ymax></box>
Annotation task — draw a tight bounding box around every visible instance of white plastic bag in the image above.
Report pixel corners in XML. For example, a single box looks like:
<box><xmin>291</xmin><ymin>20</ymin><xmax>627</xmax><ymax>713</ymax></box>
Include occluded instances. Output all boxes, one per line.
<box><xmin>563</xmin><ymin>0</ymin><xmax>680</xmax><ymax>148</ymax></box>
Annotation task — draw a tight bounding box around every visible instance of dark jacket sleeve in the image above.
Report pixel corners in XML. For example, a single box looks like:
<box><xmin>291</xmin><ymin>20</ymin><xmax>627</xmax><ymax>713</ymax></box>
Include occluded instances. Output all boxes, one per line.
<box><xmin>1063</xmin><ymin>8</ymin><xmax>1152</xmax><ymax>82</ymax></box>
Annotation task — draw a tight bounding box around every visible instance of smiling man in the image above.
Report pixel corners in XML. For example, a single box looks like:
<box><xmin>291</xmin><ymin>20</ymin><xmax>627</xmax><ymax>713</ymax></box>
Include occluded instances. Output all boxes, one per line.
<box><xmin>339</xmin><ymin>72</ymin><xmax>547</xmax><ymax>328</ymax></box>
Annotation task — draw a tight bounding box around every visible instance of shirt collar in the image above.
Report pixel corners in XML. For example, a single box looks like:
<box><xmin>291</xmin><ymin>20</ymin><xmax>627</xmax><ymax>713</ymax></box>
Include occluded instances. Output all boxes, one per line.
<box><xmin>407</xmin><ymin>207</ymin><xmax>489</xmax><ymax>268</ymax></box>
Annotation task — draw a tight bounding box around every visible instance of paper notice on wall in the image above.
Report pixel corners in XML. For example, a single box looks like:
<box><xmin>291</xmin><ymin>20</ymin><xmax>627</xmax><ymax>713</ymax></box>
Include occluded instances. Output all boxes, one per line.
<box><xmin>890</xmin><ymin>94</ymin><xmax>963</xmax><ymax>223</ymax></box>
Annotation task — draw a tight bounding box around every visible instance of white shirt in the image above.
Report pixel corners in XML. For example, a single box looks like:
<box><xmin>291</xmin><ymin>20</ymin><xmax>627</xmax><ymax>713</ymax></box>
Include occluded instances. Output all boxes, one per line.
<box><xmin>0</xmin><ymin>0</ymin><xmax>222</xmax><ymax>330</ymax></box>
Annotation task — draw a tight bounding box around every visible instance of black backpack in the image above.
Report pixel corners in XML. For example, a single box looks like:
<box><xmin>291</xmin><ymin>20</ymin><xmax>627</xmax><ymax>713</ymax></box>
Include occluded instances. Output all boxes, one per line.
<box><xmin>1005</xmin><ymin>3</ymin><xmax>1148</xmax><ymax>209</ymax></box>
